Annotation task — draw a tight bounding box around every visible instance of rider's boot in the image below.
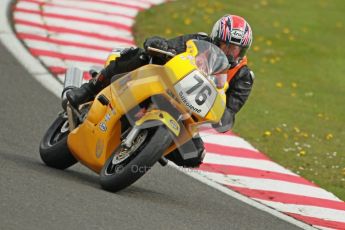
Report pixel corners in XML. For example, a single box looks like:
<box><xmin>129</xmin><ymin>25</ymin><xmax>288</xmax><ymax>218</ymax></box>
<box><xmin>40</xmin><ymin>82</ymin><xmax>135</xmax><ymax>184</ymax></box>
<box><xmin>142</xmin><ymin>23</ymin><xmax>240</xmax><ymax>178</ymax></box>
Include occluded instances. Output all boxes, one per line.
<box><xmin>166</xmin><ymin>135</ymin><xmax>206</xmax><ymax>168</ymax></box>
<box><xmin>66</xmin><ymin>73</ymin><xmax>108</xmax><ymax>109</ymax></box>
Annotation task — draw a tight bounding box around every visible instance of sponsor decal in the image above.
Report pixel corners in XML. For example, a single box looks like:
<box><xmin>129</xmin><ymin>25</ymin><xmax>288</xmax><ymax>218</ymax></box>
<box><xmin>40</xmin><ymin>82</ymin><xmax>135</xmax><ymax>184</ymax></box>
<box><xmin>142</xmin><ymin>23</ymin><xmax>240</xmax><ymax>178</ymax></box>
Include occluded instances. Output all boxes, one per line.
<box><xmin>169</xmin><ymin>119</ymin><xmax>179</xmax><ymax>131</ymax></box>
<box><xmin>231</xmin><ymin>29</ymin><xmax>244</xmax><ymax>39</ymax></box>
<box><xmin>95</xmin><ymin>139</ymin><xmax>104</xmax><ymax>158</ymax></box>
<box><xmin>178</xmin><ymin>91</ymin><xmax>202</xmax><ymax>114</ymax></box>
<box><xmin>99</xmin><ymin>122</ymin><xmax>107</xmax><ymax>132</ymax></box>
<box><xmin>99</xmin><ymin>108</ymin><xmax>116</xmax><ymax>132</ymax></box>
<box><xmin>105</xmin><ymin>114</ymin><xmax>111</xmax><ymax>122</ymax></box>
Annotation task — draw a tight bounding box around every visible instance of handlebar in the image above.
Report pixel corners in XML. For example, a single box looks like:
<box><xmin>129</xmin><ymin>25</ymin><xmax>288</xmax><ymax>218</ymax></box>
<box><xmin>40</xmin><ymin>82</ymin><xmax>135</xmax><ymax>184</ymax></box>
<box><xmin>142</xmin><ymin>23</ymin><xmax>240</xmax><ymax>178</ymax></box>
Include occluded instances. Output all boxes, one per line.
<box><xmin>147</xmin><ymin>47</ymin><xmax>176</xmax><ymax>57</ymax></box>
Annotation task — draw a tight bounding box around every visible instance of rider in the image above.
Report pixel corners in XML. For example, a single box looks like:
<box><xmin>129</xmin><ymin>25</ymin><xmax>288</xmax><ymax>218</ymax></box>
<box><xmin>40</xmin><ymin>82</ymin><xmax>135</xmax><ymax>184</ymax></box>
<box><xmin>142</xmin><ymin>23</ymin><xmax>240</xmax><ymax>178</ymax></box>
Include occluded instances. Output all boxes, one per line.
<box><xmin>66</xmin><ymin>14</ymin><xmax>254</xmax><ymax>167</ymax></box>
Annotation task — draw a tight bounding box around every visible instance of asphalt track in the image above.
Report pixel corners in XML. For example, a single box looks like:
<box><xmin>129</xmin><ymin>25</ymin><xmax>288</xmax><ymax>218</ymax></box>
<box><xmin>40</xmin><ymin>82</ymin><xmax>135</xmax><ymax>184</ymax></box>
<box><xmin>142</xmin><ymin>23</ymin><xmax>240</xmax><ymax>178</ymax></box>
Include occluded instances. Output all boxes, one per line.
<box><xmin>0</xmin><ymin>42</ymin><xmax>302</xmax><ymax>230</ymax></box>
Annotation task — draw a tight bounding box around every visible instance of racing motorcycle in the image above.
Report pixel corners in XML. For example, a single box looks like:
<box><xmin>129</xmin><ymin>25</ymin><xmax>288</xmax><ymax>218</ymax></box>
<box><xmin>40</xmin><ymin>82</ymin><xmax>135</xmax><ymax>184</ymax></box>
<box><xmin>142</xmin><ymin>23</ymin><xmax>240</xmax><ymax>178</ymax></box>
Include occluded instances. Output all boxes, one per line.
<box><xmin>39</xmin><ymin>40</ymin><xmax>229</xmax><ymax>192</ymax></box>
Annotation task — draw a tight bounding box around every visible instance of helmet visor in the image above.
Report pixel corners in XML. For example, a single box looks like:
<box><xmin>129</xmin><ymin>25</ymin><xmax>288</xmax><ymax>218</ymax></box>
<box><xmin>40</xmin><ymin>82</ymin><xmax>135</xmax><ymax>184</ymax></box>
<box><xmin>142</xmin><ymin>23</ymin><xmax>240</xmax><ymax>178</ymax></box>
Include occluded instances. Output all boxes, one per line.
<box><xmin>219</xmin><ymin>42</ymin><xmax>242</xmax><ymax>61</ymax></box>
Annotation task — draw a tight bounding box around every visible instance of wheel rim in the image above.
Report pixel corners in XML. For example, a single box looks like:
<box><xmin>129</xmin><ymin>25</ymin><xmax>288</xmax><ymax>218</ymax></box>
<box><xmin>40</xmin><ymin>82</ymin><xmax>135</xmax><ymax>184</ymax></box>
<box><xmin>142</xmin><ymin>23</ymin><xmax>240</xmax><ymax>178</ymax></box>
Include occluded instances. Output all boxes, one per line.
<box><xmin>105</xmin><ymin>129</ymin><xmax>148</xmax><ymax>176</ymax></box>
<box><xmin>47</xmin><ymin>118</ymin><xmax>69</xmax><ymax>147</ymax></box>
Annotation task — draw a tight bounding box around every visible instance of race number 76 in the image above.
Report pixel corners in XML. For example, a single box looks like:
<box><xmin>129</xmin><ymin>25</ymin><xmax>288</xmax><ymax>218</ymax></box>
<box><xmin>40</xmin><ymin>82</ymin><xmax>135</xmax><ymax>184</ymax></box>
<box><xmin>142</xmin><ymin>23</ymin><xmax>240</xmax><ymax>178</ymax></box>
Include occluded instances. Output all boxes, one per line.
<box><xmin>186</xmin><ymin>75</ymin><xmax>212</xmax><ymax>106</ymax></box>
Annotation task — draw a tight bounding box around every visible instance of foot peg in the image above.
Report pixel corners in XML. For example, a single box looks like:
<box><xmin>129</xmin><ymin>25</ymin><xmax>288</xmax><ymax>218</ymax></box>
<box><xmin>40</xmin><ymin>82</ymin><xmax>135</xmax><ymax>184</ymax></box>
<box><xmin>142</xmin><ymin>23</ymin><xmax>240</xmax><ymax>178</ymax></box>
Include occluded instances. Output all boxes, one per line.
<box><xmin>158</xmin><ymin>156</ymin><xmax>168</xmax><ymax>166</ymax></box>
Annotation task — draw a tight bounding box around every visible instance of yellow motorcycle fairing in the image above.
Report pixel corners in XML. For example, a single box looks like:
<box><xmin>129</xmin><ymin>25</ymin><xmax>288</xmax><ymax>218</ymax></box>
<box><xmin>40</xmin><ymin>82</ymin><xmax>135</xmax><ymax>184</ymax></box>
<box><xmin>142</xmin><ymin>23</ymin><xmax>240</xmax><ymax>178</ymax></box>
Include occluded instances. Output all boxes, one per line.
<box><xmin>67</xmin><ymin>65</ymin><xmax>181</xmax><ymax>173</ymax></box>
<box><xmin>67</xmin><ymin>39</ymin><xmax>229</xmax><ymax>173</ymax></box>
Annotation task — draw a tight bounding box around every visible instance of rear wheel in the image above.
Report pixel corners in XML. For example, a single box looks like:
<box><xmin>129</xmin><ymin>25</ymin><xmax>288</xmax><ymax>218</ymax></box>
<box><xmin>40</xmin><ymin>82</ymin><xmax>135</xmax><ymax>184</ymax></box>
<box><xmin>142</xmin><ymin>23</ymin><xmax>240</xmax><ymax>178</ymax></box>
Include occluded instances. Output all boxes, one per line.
<box><xmin>39</xmin><ymin>112</ymin><xmax>77</xmax><ymax>169</ymax></box>
<box><xmin>100</xmin><ymin>126</ymin><xmax>172</xmax><ymax>192</ymax></box>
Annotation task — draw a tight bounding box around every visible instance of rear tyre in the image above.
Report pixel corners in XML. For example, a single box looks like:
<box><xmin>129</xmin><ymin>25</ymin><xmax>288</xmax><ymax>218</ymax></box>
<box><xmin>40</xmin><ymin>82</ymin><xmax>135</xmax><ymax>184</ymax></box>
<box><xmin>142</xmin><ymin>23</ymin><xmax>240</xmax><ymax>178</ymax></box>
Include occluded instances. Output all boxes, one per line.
<box><xmin>100</xmin><ymin>126</ymin><xmax>172</xmax><ymax>192</ymax></box>
<box><xmin>39</xmin><ymin>113</ymin><xmax>77</xmax><ymax>169</ymax></box>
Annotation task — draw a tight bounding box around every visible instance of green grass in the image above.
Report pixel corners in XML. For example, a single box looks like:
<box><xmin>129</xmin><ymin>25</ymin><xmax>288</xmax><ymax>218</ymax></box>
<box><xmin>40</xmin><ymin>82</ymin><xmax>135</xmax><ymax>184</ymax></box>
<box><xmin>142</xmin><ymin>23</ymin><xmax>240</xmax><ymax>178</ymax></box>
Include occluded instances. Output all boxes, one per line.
<box><xmin>133</xmin><ymin>0</ymin><xmax>345</xmax><ymax>200</ymax></box>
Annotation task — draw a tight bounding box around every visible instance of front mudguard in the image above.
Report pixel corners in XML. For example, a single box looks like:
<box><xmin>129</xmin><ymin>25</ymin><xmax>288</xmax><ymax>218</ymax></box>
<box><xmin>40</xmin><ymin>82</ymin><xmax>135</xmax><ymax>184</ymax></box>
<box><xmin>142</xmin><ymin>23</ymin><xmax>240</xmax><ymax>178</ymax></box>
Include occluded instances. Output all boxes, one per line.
<box><xmin>135</xmin><ymin>110</ymin><xmax>180</xmax><ymax>137</ymax></box>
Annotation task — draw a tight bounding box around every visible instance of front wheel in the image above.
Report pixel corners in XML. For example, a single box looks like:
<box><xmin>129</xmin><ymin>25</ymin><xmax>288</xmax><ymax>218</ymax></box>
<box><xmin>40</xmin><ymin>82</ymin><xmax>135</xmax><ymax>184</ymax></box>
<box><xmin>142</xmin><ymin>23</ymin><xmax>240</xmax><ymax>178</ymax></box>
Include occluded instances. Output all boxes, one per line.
<box><xmin>39</xmin><ymin>113</ymin><xmax>77</xmax><ymax>169</ymax></box>
<box><xmin>100</xmin><ymin>126</ymin><xmax>173</xmax><ymax>192</ymax></box>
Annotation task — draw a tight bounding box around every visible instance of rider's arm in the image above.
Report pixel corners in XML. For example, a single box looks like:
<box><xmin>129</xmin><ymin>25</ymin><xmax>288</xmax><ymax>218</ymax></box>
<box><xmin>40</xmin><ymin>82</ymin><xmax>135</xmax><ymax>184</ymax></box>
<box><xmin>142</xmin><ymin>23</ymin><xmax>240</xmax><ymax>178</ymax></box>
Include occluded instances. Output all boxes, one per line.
<box><xmin>143</xmin><ymin>33</ymin><xmax>211</xmax><ymax>63</ymax></box>
<box><xmin>226</xmin><ymin>66</ymin><xmax>254</xmax><ymax>114</ymax></box>
<box><xmin>166</xmin><ymin>32</ymin><xmax>211</xmax><ymax>54</ymax></box>
<box><xmin>212</xmin><ymin>66</ymin><xmax>254</xmax><ymax>133</ymax></box>
<box><xmin>100</xmin><ymin>48</ymin><xmax>149</xmax><ymax>82</ymax></box>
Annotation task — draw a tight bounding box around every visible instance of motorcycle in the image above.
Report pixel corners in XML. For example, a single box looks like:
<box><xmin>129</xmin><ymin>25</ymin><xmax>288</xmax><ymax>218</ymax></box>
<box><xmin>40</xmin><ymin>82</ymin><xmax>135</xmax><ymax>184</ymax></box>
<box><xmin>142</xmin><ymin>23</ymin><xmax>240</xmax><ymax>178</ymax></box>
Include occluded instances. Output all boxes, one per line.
<box><xmin>39</xmin><ymin>40</ymin><xmax>229</xmax><ymax>192</ymax></box>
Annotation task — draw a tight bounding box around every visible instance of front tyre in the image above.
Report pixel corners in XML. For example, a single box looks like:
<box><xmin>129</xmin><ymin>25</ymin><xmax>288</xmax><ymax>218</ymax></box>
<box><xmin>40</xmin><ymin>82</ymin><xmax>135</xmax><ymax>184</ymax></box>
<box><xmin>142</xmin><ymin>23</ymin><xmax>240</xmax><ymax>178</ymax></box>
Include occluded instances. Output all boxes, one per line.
<box><xmin>100</xmin><ymin>126</ymin><xmax>172</xmax><ymax>192</ymax></box>
<box><xmin>39</xmin><ymin>113</ymin><xmax>77</xmax><ymax>169</ymax></box>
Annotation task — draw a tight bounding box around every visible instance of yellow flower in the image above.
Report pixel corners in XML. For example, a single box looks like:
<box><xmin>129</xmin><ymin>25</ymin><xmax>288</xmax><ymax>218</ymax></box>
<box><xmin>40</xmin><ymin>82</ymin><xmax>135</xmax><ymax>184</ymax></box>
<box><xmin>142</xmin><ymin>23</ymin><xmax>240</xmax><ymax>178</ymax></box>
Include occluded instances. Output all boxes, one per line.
<box><xmin>300</xmin><ymin>150</ymin><xmax>307</xmax><ymax>156</ymax></box>
<box><xmin>326</xmin><ymin>133</ymin><xmax>333</xmax><ymax>140</ymax></box>
<box><xmin>270</xmin><ymin>58</ymin><xmax>276</xmax><ymax>64</ymax></box>
<box><xmin>275</xmin><ymin>127</ymin><xmax>282</xmax><ymax>132</ymax></box>
<box><xmin>291</xmin><ymin>82</ymin><xmax>298</xmax><ymax>88</ymax></box>
<box><xmin>283</xmin><ymin>28</ymin><xmax>290</xmax><ymax>34</ymax></box>
<box><xmin>260</xmin><ymin>0</ymin><xmax>268</xmax><ymax>6</ymax></box>
<box><xmin>253</xmin><ymin>46</ymin><xmax>260</xmax><ymax>52</ymax></box>
<box><xmin>184</xmin><ymin>18</ymin><xmax>192</xmax><ymax>25</ymax></box>
<box><xmin>266</xmin><ymin>40</ymin><xmax>272</xmax><ymax>46</ymax></box>
<box><xmin>165</xmin><ymin>28</ymin><xmax>172</xmax><ymax>35</ymax></box>
<box><xmin>263</xmin><ymin>131</ymin><xmax>272</xmax><ymax>137</ymax></box>
<box><xmin>276</xmin><ymin>82</ymin><xmax>283</xmax><ymax>88</ymax></box>
<box><xmin>283</xmin><ymin>133</ymin><xmax>289</xmax><ymax>139</ymax></box>
<box><xmin>301</xmin><ymin>132</ymin><xmax>309</xmax><ymax>138</ymax></box>
<box><xmin>294</xmin><ymin>127</ymin><xmax>300</xmax><ymax>133</ymax></box>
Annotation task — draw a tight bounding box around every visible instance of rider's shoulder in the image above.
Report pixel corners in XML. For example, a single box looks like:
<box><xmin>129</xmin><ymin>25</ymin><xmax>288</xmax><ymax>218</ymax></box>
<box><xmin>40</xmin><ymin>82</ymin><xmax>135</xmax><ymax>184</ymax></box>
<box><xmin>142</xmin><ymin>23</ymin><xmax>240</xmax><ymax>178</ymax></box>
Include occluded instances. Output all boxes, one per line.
<box><xmin>196</xmin><ymin>32</ymin><xmax>211</xmax><ymax>41</ymax></box>
<box><xmin>182</xmin><ymin>32</ymin><xmax>210</xmax><ymax>41</ymax></box>
<box><xmin>237</xmin><ymin>65</ymin><xmax>255</xmax><ymax>80</ymax></box>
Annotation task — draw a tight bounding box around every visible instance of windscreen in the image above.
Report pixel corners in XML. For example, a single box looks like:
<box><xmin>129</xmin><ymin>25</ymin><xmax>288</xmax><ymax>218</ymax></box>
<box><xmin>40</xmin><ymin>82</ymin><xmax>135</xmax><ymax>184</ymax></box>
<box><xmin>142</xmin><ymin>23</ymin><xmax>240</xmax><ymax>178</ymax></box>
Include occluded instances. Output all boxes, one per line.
<box><xmin>193</xmin><ymin>40</ymin><xmax>230</xmax><ymax>89</ymax></box>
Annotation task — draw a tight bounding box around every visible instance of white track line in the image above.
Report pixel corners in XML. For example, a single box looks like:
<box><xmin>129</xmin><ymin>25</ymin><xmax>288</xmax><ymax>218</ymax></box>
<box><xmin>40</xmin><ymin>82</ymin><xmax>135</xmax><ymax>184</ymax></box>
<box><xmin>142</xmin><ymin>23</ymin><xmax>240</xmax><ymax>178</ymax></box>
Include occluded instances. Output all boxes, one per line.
<box><xmin>0</xmin><ymin>0</ymin><xmax>62</xmax><ymax>97</ymax></box>
<box><xmin>255</xmin><ymin>200</ymin><xmax>345</xmax><ymax>223</ymax></box>
<box><xmin>199</xmin><ymin>171</ymin><xmax>340</xmax><ymax>201</ymax></box>
<box><xmin>200</xmin><ymin>132</ymin><xmax>259</xmax><ymax>151</ymax></box>
<box><xmin>23</xmin><ymin>40</ymin><xmax>110</xmax><ymax>60</ymax></box>
<box><xmin>170</xmin><ymin>163</ymin><xmax>318</xmax><ymax>230</ymax></box>
<box><xmin>204</xmin><ymin>153</ymin><xmax>297</xmax><ymax>175</ymax></box>
<box><xmin>14</xmin><ymin>12</ymin><xmax>133</xmax><ymax>37</ymax></box>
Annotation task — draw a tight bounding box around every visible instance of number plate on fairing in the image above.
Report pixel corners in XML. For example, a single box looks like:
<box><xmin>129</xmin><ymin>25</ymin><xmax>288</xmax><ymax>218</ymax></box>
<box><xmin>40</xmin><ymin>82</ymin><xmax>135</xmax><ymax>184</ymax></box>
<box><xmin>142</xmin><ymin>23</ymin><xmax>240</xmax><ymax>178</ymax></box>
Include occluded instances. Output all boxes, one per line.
<box><xmin>174</xmin><ymin>70</ymin><xmax>217</xmax><ymax>117</ymax></box>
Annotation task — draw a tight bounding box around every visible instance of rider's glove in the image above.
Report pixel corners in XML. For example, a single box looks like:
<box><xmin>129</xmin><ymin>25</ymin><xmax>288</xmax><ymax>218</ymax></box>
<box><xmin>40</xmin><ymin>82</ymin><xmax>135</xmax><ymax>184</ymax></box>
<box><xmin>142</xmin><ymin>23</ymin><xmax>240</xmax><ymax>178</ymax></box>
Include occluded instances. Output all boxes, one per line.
<box><xmin>143</xmin><ymin>36</ymin><xmax>169</xmax><ymax>55</ymax></box>
<box><xmin>211</xmin><ymin>108</ymin><xmax>235</xmax><ymax>133</ymax></box>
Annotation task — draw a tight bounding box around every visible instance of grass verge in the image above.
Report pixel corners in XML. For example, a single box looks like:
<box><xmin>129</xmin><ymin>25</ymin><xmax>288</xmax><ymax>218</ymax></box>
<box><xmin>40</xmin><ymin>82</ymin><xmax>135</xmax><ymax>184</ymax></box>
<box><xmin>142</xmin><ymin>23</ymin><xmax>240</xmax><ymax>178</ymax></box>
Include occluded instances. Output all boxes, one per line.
<box><xmin>133</xmin><ymin>0</ymin><xmax>345</xmax><ymax>200</ymax></box>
